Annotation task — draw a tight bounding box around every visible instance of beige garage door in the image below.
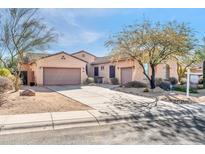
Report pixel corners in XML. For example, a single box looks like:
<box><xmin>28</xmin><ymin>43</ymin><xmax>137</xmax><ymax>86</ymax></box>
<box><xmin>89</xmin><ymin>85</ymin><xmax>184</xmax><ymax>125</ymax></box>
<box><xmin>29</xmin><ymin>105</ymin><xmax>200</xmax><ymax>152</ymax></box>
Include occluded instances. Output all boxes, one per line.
<box><xmin>43</xmin><ymin>68</ymin><xmax>81</xmax><ymax>85</ymax></box>
<box><xmin>121</xmin><ymin>67</ymin><xmax>132</xmax><ymax>84</ymax></box>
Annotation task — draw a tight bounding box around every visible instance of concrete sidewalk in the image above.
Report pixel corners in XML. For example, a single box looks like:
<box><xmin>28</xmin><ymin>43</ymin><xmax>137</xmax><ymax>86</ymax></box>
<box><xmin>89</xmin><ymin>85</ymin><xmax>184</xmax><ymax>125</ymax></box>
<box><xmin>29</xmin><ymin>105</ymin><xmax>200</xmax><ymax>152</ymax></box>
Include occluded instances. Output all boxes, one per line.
<box><xmin>1</xmin><ymin>105</ymin><xmax>204</xmax><ymax>135</ymax></box>
<box><xmin>0</xmin><ymin>109</ymin><xmax>134</xmax><ymax>135</ymax></box>
<box><xmin>0</xmin><ymin>110</ymin><xmax>98</xmax><ymax>135</ymax></box>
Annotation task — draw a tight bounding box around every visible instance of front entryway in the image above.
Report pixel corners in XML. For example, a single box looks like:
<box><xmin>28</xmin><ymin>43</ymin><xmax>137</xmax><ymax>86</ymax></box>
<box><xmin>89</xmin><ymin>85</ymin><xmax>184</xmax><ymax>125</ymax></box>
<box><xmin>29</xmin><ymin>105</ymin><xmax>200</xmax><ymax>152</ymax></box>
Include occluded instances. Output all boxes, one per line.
<box><xmin>43</xmin><ymin>68</ymin><xmax>81</xmax><ymax>85</ymax></box>
<box><xmin>121</xmin><ymin>67</ymin><xmax>132</xmax><ymax>84</ymax></box>
<box><xmin>20</xmin><ymin>71</ymin><xmax>28</xmax><ymax>85</ymax></box>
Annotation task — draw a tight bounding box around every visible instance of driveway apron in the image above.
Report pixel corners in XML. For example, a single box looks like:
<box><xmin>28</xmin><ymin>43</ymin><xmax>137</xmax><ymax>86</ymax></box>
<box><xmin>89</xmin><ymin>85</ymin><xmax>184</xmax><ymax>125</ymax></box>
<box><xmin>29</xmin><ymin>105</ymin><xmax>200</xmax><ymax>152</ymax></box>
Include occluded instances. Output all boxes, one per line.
<box><xmin>47</xmin><ymin>85</ymin><xmax>204</xmax><ymax>118</ymax></box>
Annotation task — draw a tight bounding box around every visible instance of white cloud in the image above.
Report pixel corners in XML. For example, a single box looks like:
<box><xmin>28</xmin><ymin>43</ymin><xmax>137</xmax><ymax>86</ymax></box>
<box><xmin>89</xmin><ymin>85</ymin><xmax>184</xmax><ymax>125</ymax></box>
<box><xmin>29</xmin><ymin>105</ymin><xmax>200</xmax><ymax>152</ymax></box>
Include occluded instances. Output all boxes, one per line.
<box><xmin>57</xmin><ymin>31</ymin><xmax>103</xmax><ymax>47</ymax></box>
<box><xmin>80</xmin><ymin>31</ymin><xmax>103</xmax><ymax>43</ymax></box>
<box><xmin>39</xmin><ymin>9</ymin><xmax>105</xmax><ymax>47</ymax></box>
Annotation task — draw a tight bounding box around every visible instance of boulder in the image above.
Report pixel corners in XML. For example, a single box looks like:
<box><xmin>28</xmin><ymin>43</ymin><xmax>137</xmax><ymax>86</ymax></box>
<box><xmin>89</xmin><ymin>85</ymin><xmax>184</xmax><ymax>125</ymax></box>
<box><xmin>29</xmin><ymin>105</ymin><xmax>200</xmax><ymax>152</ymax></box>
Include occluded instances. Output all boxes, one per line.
<box><xmin>20</xmin><ymin>89</ymin><xmax>36</xmax><ymax>96</ymax></box>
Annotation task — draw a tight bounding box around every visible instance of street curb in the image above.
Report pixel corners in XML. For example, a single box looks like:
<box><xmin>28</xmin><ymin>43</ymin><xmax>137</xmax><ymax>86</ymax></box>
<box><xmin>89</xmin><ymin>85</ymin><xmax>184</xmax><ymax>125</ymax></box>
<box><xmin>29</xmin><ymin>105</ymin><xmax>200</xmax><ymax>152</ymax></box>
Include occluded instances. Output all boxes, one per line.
<box><xmin>0</xmin><ymin>110</ymin><xmax>204</xmax><ymax>135</ymax></box>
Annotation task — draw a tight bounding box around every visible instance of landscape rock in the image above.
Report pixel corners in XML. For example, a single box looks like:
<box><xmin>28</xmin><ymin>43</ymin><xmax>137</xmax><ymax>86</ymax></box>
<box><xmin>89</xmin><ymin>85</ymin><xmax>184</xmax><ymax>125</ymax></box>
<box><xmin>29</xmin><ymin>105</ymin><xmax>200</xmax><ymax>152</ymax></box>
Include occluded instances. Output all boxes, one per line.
<box><xmin>20</xmin><ymin>89</ymin><xmax>36</xmax><ymax>96</ymax></box>
<box><xmin>88</xmin><ymin>83</ymin><xmax>97</xmax><ymax>86</ymax></box>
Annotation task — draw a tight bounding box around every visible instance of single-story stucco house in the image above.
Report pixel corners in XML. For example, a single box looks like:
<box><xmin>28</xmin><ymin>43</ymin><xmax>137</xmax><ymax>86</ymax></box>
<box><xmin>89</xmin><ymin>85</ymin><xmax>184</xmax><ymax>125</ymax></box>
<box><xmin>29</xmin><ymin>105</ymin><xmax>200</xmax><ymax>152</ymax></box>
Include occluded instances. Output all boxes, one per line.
<box><xmin>20</xmin><ymin>50</ymin><xmax>178</xmax><ymax>86</ymax></box>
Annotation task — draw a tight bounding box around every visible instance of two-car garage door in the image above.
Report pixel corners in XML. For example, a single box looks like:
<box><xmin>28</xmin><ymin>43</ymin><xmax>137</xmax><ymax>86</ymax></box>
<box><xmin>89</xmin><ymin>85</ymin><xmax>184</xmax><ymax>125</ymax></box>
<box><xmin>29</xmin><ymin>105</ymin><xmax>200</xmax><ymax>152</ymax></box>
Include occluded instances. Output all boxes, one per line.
<box><xmin>43</xmin><ymin>68</ymin><xmax>81</xmax><ymax>85</ymax></box>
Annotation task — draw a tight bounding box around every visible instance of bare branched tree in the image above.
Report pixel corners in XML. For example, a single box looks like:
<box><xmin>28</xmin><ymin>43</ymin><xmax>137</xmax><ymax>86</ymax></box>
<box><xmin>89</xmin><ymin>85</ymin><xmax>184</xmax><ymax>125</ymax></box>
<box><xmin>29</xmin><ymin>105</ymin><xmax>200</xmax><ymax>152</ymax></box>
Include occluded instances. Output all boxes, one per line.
<box><xmin>0</xmin><ymin>9</ymin><xmax>57</xmax><ymax>91</ymax></box>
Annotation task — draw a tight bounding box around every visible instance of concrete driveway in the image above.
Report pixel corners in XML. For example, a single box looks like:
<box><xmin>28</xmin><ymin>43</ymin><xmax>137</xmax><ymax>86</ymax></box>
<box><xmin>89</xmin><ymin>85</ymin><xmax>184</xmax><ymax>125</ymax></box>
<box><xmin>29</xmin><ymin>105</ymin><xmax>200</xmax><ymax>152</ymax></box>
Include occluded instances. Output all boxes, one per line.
<box><xmin>47</xmin><ymin>85</ymin><xmax>205</xmax><ymax>119</ymax></box>
<box><xmin>48</xmin><ymin>85</ymin><xmax>155</xmax><ymax>110</ymax></box>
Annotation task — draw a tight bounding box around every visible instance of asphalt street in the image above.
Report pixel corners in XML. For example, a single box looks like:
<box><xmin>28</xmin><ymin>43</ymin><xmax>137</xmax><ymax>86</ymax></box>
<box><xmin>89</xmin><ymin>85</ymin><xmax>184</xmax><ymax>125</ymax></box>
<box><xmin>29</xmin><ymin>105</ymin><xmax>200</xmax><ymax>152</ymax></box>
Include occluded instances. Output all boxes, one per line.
<box><xmin>0</xmin><ymin>115</ymin><xmax>204</xmax><ymax>144</ymax></box>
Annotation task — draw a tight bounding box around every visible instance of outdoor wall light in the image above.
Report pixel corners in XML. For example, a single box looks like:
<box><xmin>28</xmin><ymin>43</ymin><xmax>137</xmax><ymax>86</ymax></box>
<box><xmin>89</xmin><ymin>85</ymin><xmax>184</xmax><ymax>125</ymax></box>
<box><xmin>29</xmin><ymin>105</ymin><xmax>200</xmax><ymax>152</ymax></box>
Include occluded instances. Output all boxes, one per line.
<box><xmin>61</xmin><ymin>55</ymin><xmax>66</xmax><ymax>60</ymax></box>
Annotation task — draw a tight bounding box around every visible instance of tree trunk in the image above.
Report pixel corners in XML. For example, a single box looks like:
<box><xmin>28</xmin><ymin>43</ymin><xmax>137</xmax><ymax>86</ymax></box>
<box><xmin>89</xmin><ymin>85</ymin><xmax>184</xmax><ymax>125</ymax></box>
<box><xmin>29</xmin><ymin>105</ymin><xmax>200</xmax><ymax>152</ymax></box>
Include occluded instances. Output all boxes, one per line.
<box><xmin>150</xmin><ymin>65</ymin><xmax>156</xmax><ymax>89</ymax></box>
<box><xmin>177</xmin><ymin>63</ymin><xmax>186</xmax><ymax>83</ymax></box>
<box><xmin>14</xmin><ymin>73</ymin><xmax>20</xmax><ymax>92</ymax></box>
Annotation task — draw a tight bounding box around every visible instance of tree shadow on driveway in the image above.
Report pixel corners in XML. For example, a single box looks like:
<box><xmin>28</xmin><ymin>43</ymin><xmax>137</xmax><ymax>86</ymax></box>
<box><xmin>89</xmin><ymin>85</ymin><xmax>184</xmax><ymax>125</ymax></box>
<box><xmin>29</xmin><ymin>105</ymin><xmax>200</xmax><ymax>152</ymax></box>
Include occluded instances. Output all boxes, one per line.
<box><xmin>98</xmin><ymin>94</ymin><xmax>205</xmax><ymax>144</ymax></box>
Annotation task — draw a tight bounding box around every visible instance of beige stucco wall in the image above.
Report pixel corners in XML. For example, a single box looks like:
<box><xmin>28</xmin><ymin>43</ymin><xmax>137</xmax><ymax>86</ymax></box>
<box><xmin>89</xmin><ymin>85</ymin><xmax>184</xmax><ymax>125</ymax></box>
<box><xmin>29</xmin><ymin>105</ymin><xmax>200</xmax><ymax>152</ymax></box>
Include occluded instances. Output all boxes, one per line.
<box><xmin>33</xmin><ymin>53</ymin><xmax>87</xmax><ymax>85</ymax></box>
<box><xmin>91</xmin><ymin>59</ymin><xmax>178</xmax><ymax>84</ymax></box>
<box><xmin>155</xmin><ymin>59</ymin><xmax>178</xmax><ymax>80</ymax></box>
<box><xmin>72</xmin><ymin>52</ymin><xmax>96</xmax><ymax>77</ymax></box>
<box><xmin>72</xmin><ymin>52</ymin><xmax>96</xmax><ymax>63</ymax></box>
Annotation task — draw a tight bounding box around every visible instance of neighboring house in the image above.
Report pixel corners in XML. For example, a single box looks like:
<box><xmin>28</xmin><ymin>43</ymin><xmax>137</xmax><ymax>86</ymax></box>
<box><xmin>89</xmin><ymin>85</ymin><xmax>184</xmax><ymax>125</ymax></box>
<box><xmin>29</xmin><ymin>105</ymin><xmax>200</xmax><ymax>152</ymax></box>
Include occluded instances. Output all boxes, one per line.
<box><xmin>20</xmin><ymin>50</ymin><xmax>178</xmax><ymax>86</ymax></box>
<box><xmin>90</xmin><ymin>57</ymin><xmax>178</xmax><ymax>84</ymax></box>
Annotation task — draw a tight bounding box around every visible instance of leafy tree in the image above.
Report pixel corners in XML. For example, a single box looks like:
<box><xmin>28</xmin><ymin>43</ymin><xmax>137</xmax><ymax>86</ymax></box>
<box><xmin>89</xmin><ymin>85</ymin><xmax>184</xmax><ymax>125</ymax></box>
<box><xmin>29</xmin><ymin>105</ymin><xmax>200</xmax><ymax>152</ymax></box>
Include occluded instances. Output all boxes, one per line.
<box><xmin>175</xmin><ymin>51</ymin><xmax>202</xmax><ymax>82</ymax></box>
<box><xmin>197</xmin><ymin>38</ymin><xmax>205</xmax><ymax>88</ymax></box>
<box><xmin>106</xmin><ymin>20</ymin><xmax>195</xmax><ymax>89</ymax></box>
<box><xmin>0</xmin><ymin>9</ymin><xmax>57</xmax><ymax>91</ymax></box>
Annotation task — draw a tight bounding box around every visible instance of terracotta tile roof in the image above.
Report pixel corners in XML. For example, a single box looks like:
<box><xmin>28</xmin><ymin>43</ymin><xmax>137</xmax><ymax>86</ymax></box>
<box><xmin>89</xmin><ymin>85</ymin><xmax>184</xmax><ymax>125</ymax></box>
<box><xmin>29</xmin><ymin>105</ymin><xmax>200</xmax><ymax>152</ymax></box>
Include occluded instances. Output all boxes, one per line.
<box><xmin>24</xmin><ymin>51</ymin><xmax>88</xmax><ymax>64</ymax></box>
<box><xmin>72</xmin><ymin>50</ymin><xmax>96</xmax><ymax>57</ymax></box>
<box><xmin>91</xmin><ymin>56</ymin><xmax>110</xmax><ymax>65</ymax></box>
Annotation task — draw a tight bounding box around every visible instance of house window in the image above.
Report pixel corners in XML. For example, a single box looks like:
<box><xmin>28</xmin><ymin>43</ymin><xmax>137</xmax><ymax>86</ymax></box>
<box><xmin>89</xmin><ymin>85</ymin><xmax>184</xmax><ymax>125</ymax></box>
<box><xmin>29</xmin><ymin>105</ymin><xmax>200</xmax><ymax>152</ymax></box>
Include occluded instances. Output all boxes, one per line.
<box><xmin>143</xmin><ymin>63</ymin><xmax>149</xmax><ymax>75</ymax></box>
<box><xmin>101</xmin><ymin>66</ymin><xmax>104</xmax><ymax>70</ymax></box>
<box><xmin>82</xmin><ymin>54</ymin><xmax>85</xmax><ymax>57</ymax></box>
<box><xmin>109</xmin><ymin>65</ymin><xmax>115</xmax><ymax>78</ymax></box>
<box><xmin>94</xmin><ymin>67</ymin><xmax>99</xmax><ymax>76</ymax></box>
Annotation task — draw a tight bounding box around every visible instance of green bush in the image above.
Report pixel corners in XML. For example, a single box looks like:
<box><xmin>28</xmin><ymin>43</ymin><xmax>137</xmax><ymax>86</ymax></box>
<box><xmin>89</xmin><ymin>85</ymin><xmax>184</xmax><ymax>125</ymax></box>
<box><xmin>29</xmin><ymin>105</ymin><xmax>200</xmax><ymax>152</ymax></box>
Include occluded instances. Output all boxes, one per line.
<box><xmin>124</xmin><ymin>81</ymin><xmax>147</xmax><ymax>88</ymax></box>
<box><xmin>159</xmin><ymin>81</ymin><xmax>171</xmax><ymax>91</ymax></box>
<box><xmin>0</xmin><ymin>68</ymin><xmax>11</xmax><ymax>77</ymax></box>
<box><xmin>173</xmin><ymin>85</ymin><xmax>198</xmax><ymax>93</ymax></box>
<box><xmin>169</xmin><ymin>77</ymin><xmax>178</xmax><ymax>85</ymax></box>
<box><xmin>110</xmin><ymin>78</ymin><xmax>119</xmax><ymax>85</ymax></box>
<box><xmin>84</xmin><ymin>77</ymin><xmax>94</xmax><ymax>85</ymax></box>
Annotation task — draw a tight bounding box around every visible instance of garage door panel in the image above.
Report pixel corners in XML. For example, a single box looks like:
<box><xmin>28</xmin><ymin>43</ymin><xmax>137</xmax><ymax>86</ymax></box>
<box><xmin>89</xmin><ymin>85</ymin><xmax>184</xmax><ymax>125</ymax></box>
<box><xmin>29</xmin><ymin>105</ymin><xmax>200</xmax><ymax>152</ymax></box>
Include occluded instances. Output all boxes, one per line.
<box><xmin>121</xmin><ymin>67</ymin><xmax>132</xmax><ymax>84</ymax></box>
<box><xmin>43</xmin><ymin>68</ymin><xmax>81</xmax><ymax>85</ymax></box>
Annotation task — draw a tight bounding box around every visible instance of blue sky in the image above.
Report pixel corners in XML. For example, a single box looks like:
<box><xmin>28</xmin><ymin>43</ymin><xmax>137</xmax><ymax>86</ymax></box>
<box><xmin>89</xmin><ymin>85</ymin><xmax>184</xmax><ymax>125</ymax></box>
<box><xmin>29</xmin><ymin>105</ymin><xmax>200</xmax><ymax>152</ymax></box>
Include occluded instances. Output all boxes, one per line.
<box><xmin>39</xmin><ymin>8</ymin><xmax>205</xmax><ymax>57</ymax></box>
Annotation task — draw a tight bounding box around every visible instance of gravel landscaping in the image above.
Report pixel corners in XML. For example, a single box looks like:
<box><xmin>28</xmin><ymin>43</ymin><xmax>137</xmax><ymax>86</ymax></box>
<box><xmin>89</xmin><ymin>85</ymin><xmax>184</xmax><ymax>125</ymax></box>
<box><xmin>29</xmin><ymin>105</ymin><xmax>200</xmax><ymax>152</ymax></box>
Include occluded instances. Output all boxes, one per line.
<box><xmin>114</xmin><ymin>86</ymin><xmax>205</xmax><ymax>104</ymax></box>
<box><xmin>0</xmin><ymin>86</ymin><xmax>91</xmax><ymax>115</ymax></box>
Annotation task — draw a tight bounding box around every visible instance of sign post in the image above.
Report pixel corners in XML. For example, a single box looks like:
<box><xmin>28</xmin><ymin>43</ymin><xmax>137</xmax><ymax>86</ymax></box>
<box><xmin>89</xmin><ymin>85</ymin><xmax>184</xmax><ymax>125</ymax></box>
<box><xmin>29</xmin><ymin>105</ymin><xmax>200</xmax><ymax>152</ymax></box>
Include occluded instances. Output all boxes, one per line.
<box><xmin>186</xmin><ymin>69</ymin><xmax>190</xmax><ymax>97</ymax></box>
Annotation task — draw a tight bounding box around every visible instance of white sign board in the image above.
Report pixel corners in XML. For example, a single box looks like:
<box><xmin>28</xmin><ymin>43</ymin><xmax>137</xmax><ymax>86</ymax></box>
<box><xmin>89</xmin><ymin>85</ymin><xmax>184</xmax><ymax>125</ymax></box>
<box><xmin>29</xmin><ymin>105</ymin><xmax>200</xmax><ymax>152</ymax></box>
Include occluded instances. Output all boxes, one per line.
<box><xmin>190</xmin><ymin>75</ymin><xmax>199</xmax><ymax>84</ymax></box>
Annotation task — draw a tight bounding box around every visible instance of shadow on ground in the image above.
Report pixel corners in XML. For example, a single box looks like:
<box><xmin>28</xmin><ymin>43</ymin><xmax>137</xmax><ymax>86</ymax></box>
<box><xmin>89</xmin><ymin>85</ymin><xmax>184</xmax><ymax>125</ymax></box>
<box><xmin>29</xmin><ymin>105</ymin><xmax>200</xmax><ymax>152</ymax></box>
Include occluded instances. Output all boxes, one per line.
<box><xmin>99</xmin><ymin>94</ymin><xmax>205</xmax><ymax>144</ymax></box>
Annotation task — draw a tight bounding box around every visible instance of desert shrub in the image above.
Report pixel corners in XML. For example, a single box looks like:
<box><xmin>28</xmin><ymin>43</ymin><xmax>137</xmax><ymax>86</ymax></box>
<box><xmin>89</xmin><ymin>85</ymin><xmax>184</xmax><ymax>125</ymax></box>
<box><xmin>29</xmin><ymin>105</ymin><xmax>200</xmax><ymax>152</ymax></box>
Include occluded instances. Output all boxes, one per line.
<box><xmin>155</xmin><ymin>78</ymin><xmax>163</xmax><ymax>86</ymax></box>
<box><xmin>173</xmin><ymin>85</ymin><xmax>198</xmax><ymax>93</ymax></box>
<box><xmin>124</xmin><ymin>81</ymin><xmax>147</xmax><ymax>88</ymax></box>
<box><xmin>0</xmin><ymin>76</ymin><xmax>13</xmax><ymax>93</ymax></box>
<box><xmin>0</xmin><ymin>68</ymin><xmax>11</xmax><ymax>77</ymax></box>
<box><xmin>143</xmin><ymin>87</ymin><xmax>149</xmax><ymax>92</ymax></box>
<box><xmin>180</xmin><ymin>78</ymin><xmax>187</xmax><ymax>85</ymax></box>
<box><xmin>198</xmin><ymin>76</ymin><xmax>203</xmax><ymax>84</ymax></box>
<box><xmin>159</xmin><ymin>81</ymin><xmax>171</xmax><ymax>91</ymax></box>
<box><xmin>84</xmin><ymin>77</ymin><xmax>94</xmax><ymax>85</ymax></box>
<box><xmin>110</xmin><ymin>78</ymin><xmax>119</xmax><ymax>85</ymax></box>
<box><xmin>169</xmin><ymin>77</ymin><xmax>178</xmax><ymax>85</ymax></box>
<box><xmin>7</xmin><ymin>74</ymin><xmax>16</xmax><ymax>84</ymax></box>
<box><xmin>197</xmin><ymin>84</ymin><xmax>204</xmax><ymax>89</ymax></box>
